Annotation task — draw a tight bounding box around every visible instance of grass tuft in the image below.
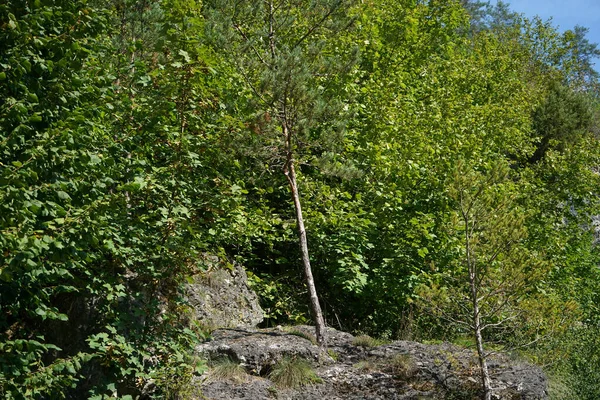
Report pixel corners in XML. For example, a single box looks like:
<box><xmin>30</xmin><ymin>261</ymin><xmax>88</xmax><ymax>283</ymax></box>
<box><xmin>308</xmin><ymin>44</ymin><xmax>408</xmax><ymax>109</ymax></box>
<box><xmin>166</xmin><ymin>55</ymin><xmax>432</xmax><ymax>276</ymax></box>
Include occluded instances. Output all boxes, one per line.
<box><xmin>283</xmin><ymin>327</ymin><xmax>317</xmax><ymax>345</ymax></box>
<box><xmin>268</xmin><ymin>356</ymin><xmax>322</xmax><ymax>388</ymax></box>
<box><xmin>327</xmin><ymin>349</ymin><xmax>339</xmax><ymax>361</ymax></box>
<box><xmin>353</xmin><ymin>359</ymin><xmax>377</xmax><ymax>372</ymax></box>
<box><xmin>352</xmin><ymin>334</ymin><xmax>387</xmax><ymax>348</ymax></box>
<box><xmin>208</xmin><ymin>358</ymin><xmax>248</xmax><ymax>384</ymax></box>
<box><xmin>387</xmin><ymin>354</ymin><xmax>418</xmax><ymax>379</ymax></box>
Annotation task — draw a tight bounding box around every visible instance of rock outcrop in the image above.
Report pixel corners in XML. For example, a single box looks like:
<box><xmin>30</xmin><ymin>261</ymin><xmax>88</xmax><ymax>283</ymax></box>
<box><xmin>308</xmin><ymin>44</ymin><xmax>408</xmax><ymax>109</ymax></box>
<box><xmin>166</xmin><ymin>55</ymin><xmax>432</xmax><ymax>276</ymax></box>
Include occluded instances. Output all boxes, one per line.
<box><xmin>186</xmin><ymin>255</ymin><xmax>264</xmax><ymax>329</ymax></box>
<box><xmin>195</xmin><ymin>326</ymin><xmax>548</xmax><ymax>400</ymax></box>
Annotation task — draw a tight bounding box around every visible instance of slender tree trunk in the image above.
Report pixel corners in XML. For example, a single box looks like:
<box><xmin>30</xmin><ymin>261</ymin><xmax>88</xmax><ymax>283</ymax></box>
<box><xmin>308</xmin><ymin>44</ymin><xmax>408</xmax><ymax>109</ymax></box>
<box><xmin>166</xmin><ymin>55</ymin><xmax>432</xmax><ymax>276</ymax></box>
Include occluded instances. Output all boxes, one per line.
<box><xmin>464</xmin><ymin>205</ymin><xmax>492</xmax><ymax>400</ymax></box>
<box><xmin>283</xmin><ymin>125</ymin><xmax>327</xmax><ymax>347</ymax></box>
<box><xmin>471</xmin><ymin>275</ymin><xmax>492</xmax><ymax>400</ymax></box>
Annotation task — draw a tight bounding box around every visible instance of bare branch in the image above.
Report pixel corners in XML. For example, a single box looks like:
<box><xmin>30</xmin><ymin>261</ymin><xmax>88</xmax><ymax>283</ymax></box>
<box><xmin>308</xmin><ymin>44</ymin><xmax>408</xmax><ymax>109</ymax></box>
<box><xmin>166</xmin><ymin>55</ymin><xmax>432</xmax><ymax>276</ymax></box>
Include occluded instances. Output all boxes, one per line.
<box><xmin>232</xmin><ymin>22</ymin><xmax>270</xmax><ymax>67</ymax></box>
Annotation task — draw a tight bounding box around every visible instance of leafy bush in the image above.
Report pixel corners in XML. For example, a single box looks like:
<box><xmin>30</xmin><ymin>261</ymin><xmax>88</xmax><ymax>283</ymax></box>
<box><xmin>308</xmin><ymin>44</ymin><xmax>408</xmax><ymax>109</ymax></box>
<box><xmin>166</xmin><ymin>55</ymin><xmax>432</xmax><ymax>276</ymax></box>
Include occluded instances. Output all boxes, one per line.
<box><xmin>548</xmin><ymin>324</ymin><xmax>600</xmax><ymax>400</ymax></box>
<box><xmin>0</xmin><ymin>0</ymin><xmax>214</xmax><ymax>397</ymax></box>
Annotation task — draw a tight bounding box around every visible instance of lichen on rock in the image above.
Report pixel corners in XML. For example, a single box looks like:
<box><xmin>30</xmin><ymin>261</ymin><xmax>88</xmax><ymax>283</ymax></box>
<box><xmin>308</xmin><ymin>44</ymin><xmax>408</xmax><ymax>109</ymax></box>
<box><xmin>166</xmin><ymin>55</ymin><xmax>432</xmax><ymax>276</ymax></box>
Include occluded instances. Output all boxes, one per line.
<box><xmin>185</xmin><ymin>254</ymin><xmax>264</xmax><ymax>330</ymax></box>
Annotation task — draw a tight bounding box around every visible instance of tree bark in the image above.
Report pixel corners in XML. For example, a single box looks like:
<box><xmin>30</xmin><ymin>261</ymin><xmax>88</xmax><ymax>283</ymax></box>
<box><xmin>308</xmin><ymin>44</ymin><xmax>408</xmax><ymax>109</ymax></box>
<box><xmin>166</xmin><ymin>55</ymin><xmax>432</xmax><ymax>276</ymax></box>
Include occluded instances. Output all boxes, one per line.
<box><xmin>283</xmin><ymin>125</ymin><xmax>327</xmax><ymax>347</ymax></box>
<box><xmin>464</xmin><ymin>202</ymin><xmax>492</xmax><ymax>400</ymax></box>
<box><xmin>471</xmin><ymin>273</ymin><xmax>492</xmax><ymax>400</ymax></box>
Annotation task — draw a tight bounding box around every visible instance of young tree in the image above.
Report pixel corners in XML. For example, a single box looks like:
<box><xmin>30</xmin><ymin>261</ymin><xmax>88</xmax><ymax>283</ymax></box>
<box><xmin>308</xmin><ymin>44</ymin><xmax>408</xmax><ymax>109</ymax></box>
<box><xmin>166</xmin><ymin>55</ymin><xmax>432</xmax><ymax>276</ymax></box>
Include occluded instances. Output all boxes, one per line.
<box><xmin>419</xmin><ymin>160</ymin><xmax>557</xmax><ymax>400</ymax></box>
<box><xmin>205</xmin><ymin>0</ymin><xmax>357</xmax><ymax>346</ymax></box>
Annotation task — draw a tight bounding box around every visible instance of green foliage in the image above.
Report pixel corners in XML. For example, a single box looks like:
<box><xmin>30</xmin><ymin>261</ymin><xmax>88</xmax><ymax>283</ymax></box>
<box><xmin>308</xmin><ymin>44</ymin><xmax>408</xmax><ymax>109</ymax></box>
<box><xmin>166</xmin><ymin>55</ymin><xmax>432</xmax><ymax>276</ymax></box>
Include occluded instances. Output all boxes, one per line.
<box><xmin>205</xmin><ymin>0</ymin><xmax>360</xmax><ymax>341</ymax></box>
<box><xmin>247</xmin><ymin>271</ymin><xmax>311</xmax><ymax>326</ymax></box>
<box><xmin>86</xmin><ymin>322</ymin><xmax>207</xmax><ymax>399</ymax></box>
<box><xmin>417</xmin><ymin>159</ymin><xmax>575</xmax><ymax>349</ymax></box>
<box><xmin>353</xmin><ymin>359</ymin><xmax>377</xmax><ymax>372</ymax></box>
<box><xmin>0</xmin><ymin>0</ymin><xmax>113</xmax><ymax>397</ymax></box>
<box><xmin>563</xmin><ymin>325</ymin><xmax>600</xmax><ymax>399</ymax></box>
<box><xmin>1</xmin><ymin>0</ymin><xmax>215</xmax><ymax>397</ymax></box>
<box><xmin>3</xmin><ymin>0</ymin><xmax>600</xmax><ymax>397</ymax></box>
<box><xmin>326</xmin><ymin>349</ymin><xmax>339</xmax><ymax>362</ymax></box>
<box><xmin>529</xmin><ymin>81</ymin><xmax>593</xmax><ymax>163</ymax></box>
<box><xmin>535</xmin><ymin>323</ymin><xmax>600</xmax><ymax>400</ymax></box>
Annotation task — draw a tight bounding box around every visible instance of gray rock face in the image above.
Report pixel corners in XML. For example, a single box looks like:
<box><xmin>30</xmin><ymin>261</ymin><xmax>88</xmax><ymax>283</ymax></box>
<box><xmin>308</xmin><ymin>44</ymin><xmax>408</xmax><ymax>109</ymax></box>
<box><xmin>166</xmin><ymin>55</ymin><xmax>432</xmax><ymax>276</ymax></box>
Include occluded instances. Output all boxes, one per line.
<box><xmin>186</xmin><ymin>255</ymin><xmax>264</xmax><ymax>329</ymax></box>
<box><xmin>197</xmin><ymin>328</ymin><xmax>329</xmax><ymax>375</ymax></box>
<box><xmin>196</xmin><ymin>326</ymin><xmax>548</xmax><ymax>400</ymax></box>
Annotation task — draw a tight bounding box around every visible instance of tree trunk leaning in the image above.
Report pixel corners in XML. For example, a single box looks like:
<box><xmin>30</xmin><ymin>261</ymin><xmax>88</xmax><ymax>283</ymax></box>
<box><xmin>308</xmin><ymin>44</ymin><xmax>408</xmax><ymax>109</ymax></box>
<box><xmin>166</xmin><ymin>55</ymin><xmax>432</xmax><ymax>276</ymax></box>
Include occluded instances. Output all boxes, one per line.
<box><xmin>285</xmin><ymin>156</ymin><xmax>327</xmax><ymax>347</ymax></box>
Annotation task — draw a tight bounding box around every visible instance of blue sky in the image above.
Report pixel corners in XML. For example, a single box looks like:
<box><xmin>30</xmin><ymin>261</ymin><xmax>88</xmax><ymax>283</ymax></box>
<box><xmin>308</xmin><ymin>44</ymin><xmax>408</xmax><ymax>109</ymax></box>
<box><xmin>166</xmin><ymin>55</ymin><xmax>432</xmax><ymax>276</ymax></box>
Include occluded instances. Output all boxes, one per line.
<box><xmin>499</xmin><ymin>0</ymin><xmax>600</xmax><ymax>70</ymax></box>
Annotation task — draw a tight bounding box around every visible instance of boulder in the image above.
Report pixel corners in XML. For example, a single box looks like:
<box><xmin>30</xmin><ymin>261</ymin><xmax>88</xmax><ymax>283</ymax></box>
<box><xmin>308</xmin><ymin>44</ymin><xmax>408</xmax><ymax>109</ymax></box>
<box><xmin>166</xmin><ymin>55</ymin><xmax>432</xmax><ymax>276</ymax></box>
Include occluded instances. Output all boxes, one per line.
<box><xmin>186</xmin><ymin>255</ymin><xmax>264</xmax><ymax>329</ymax></box>
<box><xmin>196</xmin><ymin>326</ymin><xmax>352</xmax><ymax>374</ymax></box>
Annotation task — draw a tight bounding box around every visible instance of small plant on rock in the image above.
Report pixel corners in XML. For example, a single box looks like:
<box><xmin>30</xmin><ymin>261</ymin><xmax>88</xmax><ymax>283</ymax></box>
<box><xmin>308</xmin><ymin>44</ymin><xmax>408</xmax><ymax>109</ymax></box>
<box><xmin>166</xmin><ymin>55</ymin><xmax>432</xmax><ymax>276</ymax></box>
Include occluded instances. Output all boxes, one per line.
<box><xmin>283</xmin><ymin>327</ymin><xmax>318</xmax><ymax>345</ymax></box>
<box><xmin>268</xmin><ymin>357</ymin><xmax>322</xmax><ymax>388</ymax></box>
<box><xmin>327</xmin><ymin>349</ymin><xmax>339</xmax><ymax>361</ymax></box>
<box><xmin>208</xmin><ymin>358</ymin><xmax>249</xmax><ymax>384</ymax></box>
<box><xmin>387</xmin><ymin>354</ymin><xmax>418</xmax><ymax>380</ymax></box>
<box><xmin>352</xmin><ymin>335</ymin><xmax>387</xmax><ymax>348</ymax></box>
<box><xmin>267</xmin><ymin>385</ymin><xmax>278</xmax><ymax>397</ymax></box>
<box><xmin>353</xmin><ymin>359</ymin><xmax>378</xmax><ymax>372</ymax></box>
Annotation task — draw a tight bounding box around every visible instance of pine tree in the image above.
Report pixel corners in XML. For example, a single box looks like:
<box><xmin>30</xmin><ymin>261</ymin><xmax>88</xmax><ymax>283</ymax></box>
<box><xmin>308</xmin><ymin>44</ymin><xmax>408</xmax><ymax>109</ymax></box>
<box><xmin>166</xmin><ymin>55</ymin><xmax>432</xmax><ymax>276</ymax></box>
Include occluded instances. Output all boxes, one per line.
<box><xmin>205</xmin><ymin>0</ymin><xmax>357</xmax><ymax>346</ymax></box>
